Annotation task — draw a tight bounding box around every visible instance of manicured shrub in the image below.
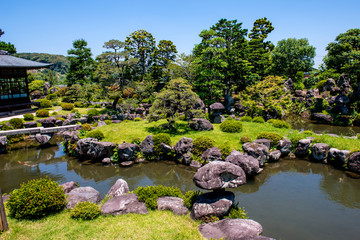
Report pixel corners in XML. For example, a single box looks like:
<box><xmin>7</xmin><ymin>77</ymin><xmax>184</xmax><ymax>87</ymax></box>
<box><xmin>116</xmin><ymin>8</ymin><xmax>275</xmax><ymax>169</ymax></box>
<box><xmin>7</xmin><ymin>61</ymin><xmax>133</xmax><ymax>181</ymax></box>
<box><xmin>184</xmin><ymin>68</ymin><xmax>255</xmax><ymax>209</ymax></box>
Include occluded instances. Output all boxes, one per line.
<box><xmin>134</xmin><ymin>117</ymin><xmax>142</xmax><ymax>121</ymax></box>
<box><xmin>239</xmin><ymin>116</ymin><xmax>252</xmax><ymax>122</ymax></box>
<box><xmin>220</xmin><ymin>119</ymin><xmax>243</xmax><ymax>133</ymax></box>
<box><xmin>193</xmin><ymin>136</ymin><xmax>215</xmax><ymax>156</ymax></box>
<box><xmin>6</xmin><ymin>177</ymin><xmax>66</xmax><ymax>220</ymax></box>
<box><xmin>266</xmin><ymin>119</ymin><xmax>275</xmax><ymax>124</ymax></box>
<box><xmin>271</xmin><ymin>119</ymin><xmax>291</xmax><ymax>129</ymax></box>
<box><xmin>256</xmin><ymin>132</ymin><xmax>283</xmax><ymax>146</ymax></box>
<box><xmin>23</xmin><ymin>113</ymin><xmax>34</xmax><ymax>121</ymax></box>
<box><xmin>36</xmin><ymin>109</ymin><xmax>49</xmax><ymax>118</ymax></box>
<box><xmin>302</xmin><ymin>130</ymin><xmax>314</xmax><ymax>136</ymax></box>
<box><xmin>61</xmin><ymin>96</ymin><xmax>72</xmax><ymax>103</ymax></box>
<box><xmin>133</xmin><ymin>185</ymin><xmax>183</xmax><ymax>210</ymax></box>
<box><xmin>70</xmin><ymin>202</ymin><xmax>101</xmax><ymax>220</ymax></box>
<box><xmin>40</xmin><ymin>99</ymin><xmax>52</xmax><ymax>108</ymax></box>
<box><xmin>252</xmin><ymin>116</ymin><xmax>265</xmax><ymax>123</ymax></box>
<box><xmin>87</xmin><ymin>109</ymin><xmax>99</xmax><ymax>122</ymax></box>
<box><xmin>153</xmin><ymin>133</ymin><xmax>171</xmax><ymax>154</ymax></box>
<box><xmin>74</xmin><ymin>101</ymin><xmax>84</xmax><ymax>108</ymax></box>
<box><xmin>86</xmin><ymin>129</ymin><xmax>104</xmax><ymax>140</ymax></box>
<box><xmin>9</xmin><ymin>118</ymin><xmax>24</xmax><ymax>129</ymax></box>
<box><xmin>240</xmin><ymin>136</ymin><xmax>251</xmax><ymax>144</ymax></box>
<box><xmin>105</xmin><ymin>120</ymin><xmax>112</xmax><ymax>125</ymax></box>
<box><xmin>290</xmin><ymin>134</ymin><xmax>304</xmax><ymax>146</ymax></box>
<box><xmin>61</xmin><ymin>103</ymin><xmax>74</xmax><ymax>111</ymax></box>
<box><xmin>46</xmin><ymin>93</ymin><xmax>58</xmax><ymax>100</ymax></box>
<box><xmin>81</xmin><ymin>123</ymin><xmax>92</xmax><ymax>131</ymax></box>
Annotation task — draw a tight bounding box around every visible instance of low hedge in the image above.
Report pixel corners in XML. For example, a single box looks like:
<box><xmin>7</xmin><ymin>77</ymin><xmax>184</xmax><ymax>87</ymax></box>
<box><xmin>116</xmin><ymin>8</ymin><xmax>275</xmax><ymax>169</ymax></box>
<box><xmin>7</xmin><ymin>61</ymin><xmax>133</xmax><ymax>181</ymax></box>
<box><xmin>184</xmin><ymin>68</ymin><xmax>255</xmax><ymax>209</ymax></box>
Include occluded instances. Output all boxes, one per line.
<box><xmin>36</xmin><ymin>109</ymin><xmax>49</xmax><ymax>118</ymax></box>
<box><xmin>220</xmin><ymin>119</ymin><xmax>243</xmax><ymax>133</ymax></box>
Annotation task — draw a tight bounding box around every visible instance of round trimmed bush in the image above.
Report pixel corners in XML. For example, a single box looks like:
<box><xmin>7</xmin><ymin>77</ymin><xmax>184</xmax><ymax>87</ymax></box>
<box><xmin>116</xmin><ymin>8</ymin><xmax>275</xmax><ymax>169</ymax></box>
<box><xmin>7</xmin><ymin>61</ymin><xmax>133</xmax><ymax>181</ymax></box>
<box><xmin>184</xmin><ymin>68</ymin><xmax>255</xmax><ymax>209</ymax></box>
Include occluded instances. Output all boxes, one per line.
<box><xmin>70</xmin><ymin>202</ymin><xmax>101</xmax><ymax>220</ymax></box>
<box><xmin>40</xmin><ymin>99</ymin><xmax>52</xmax><ymax>108</ymax></box>
<box><xmin>256</xmin><ymin>132</ymin><xmax>283</xmax><ymax>146</ymax></box>
<box><xmin>86</xmin><ymin>129</ymin><xmax>104</xmax><ymax>140</ymax></box>
<box><xmin>220</xmin><ymin>119</ymin><xmax>243</xmax><ymax>133</ymax></box>
<box><xmin>81</xmin><ymin>123</ymin><xmax>92</xmax><ymax>131</ymax></box>
<box><xmin>252</xmin><ymin>116</ymin><xmax>265</xmax><ymax>123</ymax></box>
<box><xmin>61</xmin><ymin>103</ymin><xmax>74</xmax><ymax>111</ymax></box>
<box><xmin>9</xmin><ymin>118</ymin><xmax>24</xmax><ymax>129</ymax></box>
<box><xmin>134</xmin><ymin>117</ymin><xmax>142</xmax><ymax>121</ymax></box>
<box><xmin>36</xmin><ymin>109</ymin><xmax>50</xmax><ymax>118</ymax></box>
<box><xmin>271</xmin><ymin>119</ymin><xmax>291</xmax><ymax>129</ymax></box>
<box><xmin>193</xmin><ymin>136</ymin><xmax>215</xmax><ymax>156</ymax></box>
<box><xmin>6</xmin><ymin>177</ymin><xmax>66</xmax><ymax>220</ymax></box>
<box><xmin>239</xmin><ymin>116</ymin><xmax>252</xmax><ymax>122</ymax></box>
<box><xmin>105</xmin><ymin>120</ymin><xmax>112</xmax><ymax>125</ymax></box>
<box><xmin>74</xmin><ymin>101</ymin><xmax>84</xmax><ymax>108</ymax></box>
<box><xmin>23</xmin><ymin>113</ymin><xmax>35</xmax><ymax>121</ymax></box>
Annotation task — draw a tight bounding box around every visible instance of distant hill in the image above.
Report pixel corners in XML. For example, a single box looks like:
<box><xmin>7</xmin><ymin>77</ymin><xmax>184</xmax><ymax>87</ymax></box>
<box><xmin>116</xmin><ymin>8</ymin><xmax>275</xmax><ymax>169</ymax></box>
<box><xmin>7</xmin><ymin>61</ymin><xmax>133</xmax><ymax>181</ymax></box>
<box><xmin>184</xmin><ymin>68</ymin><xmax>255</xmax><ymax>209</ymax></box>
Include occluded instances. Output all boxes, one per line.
<box><xmin>15</xmin><ymin>53</ymin><xmax>70</xmax><ymax>74</ymax></box>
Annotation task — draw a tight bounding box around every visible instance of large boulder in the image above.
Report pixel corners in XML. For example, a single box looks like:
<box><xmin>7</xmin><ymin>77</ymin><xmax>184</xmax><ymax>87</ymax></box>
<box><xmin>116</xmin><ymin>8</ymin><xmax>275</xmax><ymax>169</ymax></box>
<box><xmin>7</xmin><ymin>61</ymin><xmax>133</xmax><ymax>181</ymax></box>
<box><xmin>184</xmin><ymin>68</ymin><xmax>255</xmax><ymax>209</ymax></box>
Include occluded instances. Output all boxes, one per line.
<box><xmin>87</xmin><ymin>141</ymin><xmax>115</xmax><ymax>161</ymax></box>
<box><xmin>198</xmin><ymin>218</ymin><xmax>265</xmax><ymax>240</ymax></box>
<box><xmin>157</xmin><ymin>196</ymin><xmax>188</xmax><ymax>215</ymax></box>
<box><xmin>295</xmin><ymin>139</ymin><xmax>312</xmax><ymax>158</ymax></box>
<box><xmin>107</xmin><ymin>179</ymin><xmax>129</xmax><ymax>198</ymax></box>
<box><xmin>242</xmin><ymin>142</ymin><xmax>269</xmax><ymax>167</ymax></box>
<box><xmin>329</xmin><ymin>148</ymin><xmax>350</xmax><ymax>167</ymax></box>
<box><xmin>191</xmin><ymin>191</ymin><xmax>234</xmax><ymax>220</ymax></box>
<box><xmin>310</xmin><ymin>143</ymin><xmax>330</xmax><ymax>162</ymax></box>
<box><xmin>225</xmin><ymin>150</ymin><xmax>260</xmax><ymax>176</ymax></box>
<box><xmin>252</xmin><ymin>139</ymin><xmax>271</xmax><ymax>149</ymax></box>
<box><xmin>337</xmin><ymin>74</ymin><xmax>352</xmax><ymax>93</ymax></box>
<box><xmin>277</xmin><ymin>139</ymin><xmax>292</xmax><ymax>157</ymax></box>
<box><xmin>75</xmin><ymin>138</ymin><xmax>98</xmax><ymax>159</ymax></box>
<box><xmin>35</xmin><ymin>133</ymin><xmax>52</xmax><ymax>145</ymax></box>
<box><xmin>348</xmin><ymin>152</ymin><xmax>360</xmax><ymax>175</ymax></box>
<box><xmin>269</xmin><ymin>150</ymin><xmax>281</xmax><ymax>162</ymax></box>
<box><xmin>323</xmin><ymin>78</ymin><xmax>336</xmax><ymax>92</ymax></box>
<box><xmin>117</xmin><ymin>143</ymin><xmax>140</xmax><ymax>162</ymax></box>
<box><xmin>61</xmin><ymin>181</ymin><xmax>78</xmax><ymax>194</ymax></box>
<box><xmin>312</xmin><ymin>113</ymin><xmax>334</xmax><ymax>124</ymax></box>
<box><xmin>140</xmin><ymin>135</ymin><xmax>155</xmax><ymax>155</ymax></box>
<box><xmin>66</xmin><ymin>186</ymin><xmax>102</xmax><ymax>209</ymax></box>
<box><xmin>63</xmin><ymin>130</ymin><xmax>80</xmax><ymax>144</ymax></box>
<box><xmin>0</xmin><ymin>136</ymin><xmax>8</xmax><ymax>154</ymax></box>
<box><xmin>188</xmin><ymin>118</ymin><xmax>214</xmax><ymax>131</ymax></box>
<box><xmin>201</xmin><ymin>147</ymin><xmax>222</xmax><ymax>162</ymax></box>
<box><xmin>209</xmin><ymin>102</ymin><xmax>225</xmax><ymax>112</ymax></box>
<box><xmin>193</xmin><ymin>161</ymin><xmax>246</xmax><ymax>190</ymax></box>
<box><xmin>24</xmin><ymin>121</ymin><xmax>37</xmax><ymax>128</ymax></box>
<box><xmin>101</xmin><ymin>193</ymin><xmax>148</xmax><ymax>215</ymax></box>
<box><xmin>175</xmin><ymin>137</ymin><xmax>193</xmax><ymax>165</ymax></box>
<box><xmin>37</xmin><ymin>117</ymin><xmax>57</xmax><ymax>128</ymax></box>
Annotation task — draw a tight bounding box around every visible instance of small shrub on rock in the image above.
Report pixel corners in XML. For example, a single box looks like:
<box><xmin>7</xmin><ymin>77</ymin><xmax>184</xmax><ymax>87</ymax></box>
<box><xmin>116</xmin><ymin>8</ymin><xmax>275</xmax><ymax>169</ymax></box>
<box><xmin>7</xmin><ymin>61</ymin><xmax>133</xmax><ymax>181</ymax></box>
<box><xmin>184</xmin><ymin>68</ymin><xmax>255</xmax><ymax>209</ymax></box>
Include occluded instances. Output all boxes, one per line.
<box><xmin>87</xmin><ymin>109</ymin><xmax>99</xmax><ymax>122</ymax></box>
<box><xmin>240</xmin><ymin>136</ymin><xmax>251</xmax><ymax>144</ymax></box>
<box><xmin>252</xmin><ymin>116</ymin><xmax>265</xmax><ymax>123</ymax></box>
<box><xmin>220</xmin><ymin>119</ymin><xmax>243</xmax><ymax>133</ymax></box>
<box><xmin>256</xmin><ymin>132</ymin><xmax>283</xmax><ymax>146</ymax></box>
<box><xmin>153</xmin><ymin>133</ymin><xmax>171</xmax><ymax>153</ymax></box>
<box><xmin>40</xmin><ymin>99</ymin><xmax>52</xmax><ymax>108</ymax></box>
<box><xmin>61</xmin><ymin>103</ymin><xmax>74</xmax><ymax>111</ymax></box>
<box><xmin>36</xmin><ymin>109</ymin><xmax>50</xmax><ymax>118</ymax></box>
<box><xmin>23</xmin><ymin>113</ymin><xmax>34</xmax><ymax>121</ymax></box>
<box><xmin>6</xmin><ymin>177</ymin><xmax>66</xmax><ymax>220</ymax></box>
<box><xmin>193</xmin><ymin>136</ymin><xmax>215</xmax><ymax>156</ymax></box>
<box><xmin>9</xmin><ymin>118</ymin><xmax>24</xmax><ymax>129</ymax></box>
<box><xmin>224</xmin><ymin>203</ymin><xmax>248</xmax><ymax>219</ymax></box>
<box><xmin>219</xmin><ymin>142</ymin><xmax>231</xmax><ymax>160</ymax></box>
<box><xmin>183</xmin><ymin>190</ymin><xmax>201</xmax><ymax>209</ymax></box>
<box><xmin>271</xmin><ymin>119</ymin><xmax>291</xmax><ymax>129</ymax></box>
<box><xmin>131</xmin><ymin>137</ymin><xmax>141</xmax><ymax>145</ymax></box>
<box><xmin>86</xmin><ymin>129</ymin><xmax>104</xmax><ymax>140</ymax></box>
<box><xmin>240</xmin><ymin>116</ymin><xmax>252</xmax><ymax>122</ymax></box>
<box><xmin>70</xmin><ymin>202</ymin><xmax>101</xmax><ymax>220</ymax></box>
<box><xmin>200</xmin><ymin>215</ymin><xmax>220</xmax><ymax>224</ymax></box>
<box><xmin>81</xmin><ymin>123</ymin><xmax>92</xmax><ymax>131</ymax></box>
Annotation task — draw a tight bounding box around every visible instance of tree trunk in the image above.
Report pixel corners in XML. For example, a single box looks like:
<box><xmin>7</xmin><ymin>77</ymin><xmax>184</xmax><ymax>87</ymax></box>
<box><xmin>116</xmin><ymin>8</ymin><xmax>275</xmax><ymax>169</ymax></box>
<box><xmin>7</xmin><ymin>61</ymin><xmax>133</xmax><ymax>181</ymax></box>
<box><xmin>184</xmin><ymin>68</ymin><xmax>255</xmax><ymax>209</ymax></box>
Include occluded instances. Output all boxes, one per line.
<box><xmin>0</xmin><ymin>187</ymin><xmax>8</xmax><ymax>232</ymax></box>
<box><xmin>112</xmin><ymin>96</ymin><xmax>120</xmax><ymax>110</ymax></box>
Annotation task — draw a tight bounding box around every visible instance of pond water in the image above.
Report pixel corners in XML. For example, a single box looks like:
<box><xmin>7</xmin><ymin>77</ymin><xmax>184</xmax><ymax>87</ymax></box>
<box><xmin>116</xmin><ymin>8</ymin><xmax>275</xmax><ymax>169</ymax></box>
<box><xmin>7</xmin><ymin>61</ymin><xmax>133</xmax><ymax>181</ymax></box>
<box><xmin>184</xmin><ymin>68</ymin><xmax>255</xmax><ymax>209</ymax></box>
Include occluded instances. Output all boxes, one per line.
<box><xmin>1</xmin><ymin>143</ymin><xmax>360</xmax><ymax>240</ymax></box>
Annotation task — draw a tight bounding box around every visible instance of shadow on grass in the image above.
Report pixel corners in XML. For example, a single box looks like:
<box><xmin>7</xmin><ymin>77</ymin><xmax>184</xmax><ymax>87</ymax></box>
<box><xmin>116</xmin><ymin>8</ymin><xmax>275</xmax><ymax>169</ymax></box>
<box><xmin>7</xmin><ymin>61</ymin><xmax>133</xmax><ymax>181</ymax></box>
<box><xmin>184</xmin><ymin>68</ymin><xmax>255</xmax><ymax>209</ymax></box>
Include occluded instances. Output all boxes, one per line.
<box><xmin>146</xmin><ymin>122</ymin><xmax>191</xmax><ymax>136</ymax></box>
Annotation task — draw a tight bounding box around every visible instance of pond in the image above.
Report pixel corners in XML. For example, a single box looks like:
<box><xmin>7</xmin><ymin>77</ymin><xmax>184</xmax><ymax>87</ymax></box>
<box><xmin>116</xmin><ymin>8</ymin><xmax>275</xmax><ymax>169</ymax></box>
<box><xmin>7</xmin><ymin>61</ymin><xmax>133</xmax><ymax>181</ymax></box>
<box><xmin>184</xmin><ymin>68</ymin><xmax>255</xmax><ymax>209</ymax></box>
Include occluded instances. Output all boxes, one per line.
<box><xmin>1</xmin><ymin>143</ymin><xmax>360</xmax><ymax>240</ymax></box>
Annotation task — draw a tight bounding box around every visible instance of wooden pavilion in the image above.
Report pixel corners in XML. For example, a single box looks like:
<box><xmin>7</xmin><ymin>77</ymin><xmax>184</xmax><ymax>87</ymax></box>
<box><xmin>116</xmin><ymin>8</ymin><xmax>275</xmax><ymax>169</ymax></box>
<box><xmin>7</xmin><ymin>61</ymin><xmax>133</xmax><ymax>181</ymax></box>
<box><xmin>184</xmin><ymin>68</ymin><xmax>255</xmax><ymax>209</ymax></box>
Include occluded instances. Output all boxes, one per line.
<box><xmin>0</xmin><ymin>50</ymin><xmax>52</xmax><ymax>113</ymax></box>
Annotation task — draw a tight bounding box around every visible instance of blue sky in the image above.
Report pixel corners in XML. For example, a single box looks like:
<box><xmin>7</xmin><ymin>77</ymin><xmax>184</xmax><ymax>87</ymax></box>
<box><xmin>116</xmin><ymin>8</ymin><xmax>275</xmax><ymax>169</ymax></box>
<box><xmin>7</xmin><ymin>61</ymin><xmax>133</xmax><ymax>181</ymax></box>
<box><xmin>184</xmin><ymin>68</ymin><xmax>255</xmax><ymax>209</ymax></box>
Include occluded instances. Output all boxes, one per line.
<box><xmin>1</xmin><ymin>0</ymin><xmax>359</xmax><ymax>67</ymax></box>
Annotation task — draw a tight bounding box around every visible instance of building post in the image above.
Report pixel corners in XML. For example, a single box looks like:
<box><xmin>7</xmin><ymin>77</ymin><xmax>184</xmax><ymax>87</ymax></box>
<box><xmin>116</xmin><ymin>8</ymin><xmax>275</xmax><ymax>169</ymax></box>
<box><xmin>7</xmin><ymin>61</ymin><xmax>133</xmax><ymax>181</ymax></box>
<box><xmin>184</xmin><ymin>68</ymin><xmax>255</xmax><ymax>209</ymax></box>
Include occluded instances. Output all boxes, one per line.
<box><xmin>0</xmin><ymin>187</ymin><xmax>8</xmax><ymax>232</ymax></box>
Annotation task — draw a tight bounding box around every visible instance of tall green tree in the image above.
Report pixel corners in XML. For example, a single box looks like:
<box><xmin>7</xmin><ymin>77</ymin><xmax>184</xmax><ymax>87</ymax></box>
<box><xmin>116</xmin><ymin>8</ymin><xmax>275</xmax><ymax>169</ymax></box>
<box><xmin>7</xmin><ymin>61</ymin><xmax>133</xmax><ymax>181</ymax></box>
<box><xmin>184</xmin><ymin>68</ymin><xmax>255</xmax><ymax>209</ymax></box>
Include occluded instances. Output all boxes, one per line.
<box><xmin>66</xmin><ymin>39</ymin><xmax>96</xmax><ymax>85</ymax></box>
<box><xmin>248</xmin><ymin>17</ymin><xmax>274</xmax><ymax>77</ymax></box>
<box><xmin>271</xmin><ymin>38</ymin><xmax>316</xmax><ymax>80</ymax></box>
<box><xmin>0</xmin><ymin>28</ymin><xmax>16</xmax><ymax>54</ymax></box>
<box><xmin>324</xmin><ymin>28</ymin><xmax>360</xmax><ymax>83</ymax></box>
<box><xmin>168</xmin><ymin>53</ymin><xmax>197</xmax><ymax>81</ymax></box>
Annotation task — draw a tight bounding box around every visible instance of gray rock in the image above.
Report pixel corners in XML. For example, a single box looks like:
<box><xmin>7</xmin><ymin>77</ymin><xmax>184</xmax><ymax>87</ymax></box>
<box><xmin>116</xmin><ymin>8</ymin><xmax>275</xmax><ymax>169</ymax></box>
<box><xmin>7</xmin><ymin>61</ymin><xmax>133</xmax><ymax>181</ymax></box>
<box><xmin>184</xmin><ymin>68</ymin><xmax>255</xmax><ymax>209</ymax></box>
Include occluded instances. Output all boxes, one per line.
<box><xmin>61</xmin><ymin>181</ymin><xmax>78</xmax><ymax>194</ymax></box>
<box><xmin>99</xmin><ymin>114</ymin><xmax>109</xmax><ymax>121</ymax></box>
<box><xmin>66</xmin><ymin>186</ymin><xmax>102</xmax><ymax>209</ymax></box>
<box><xmin>35</xmin><ymin>133</ymin><xmax>52</xmax><ymax>145</ymax></box>
<box><xmin>87</xmin><ymin>141</ymin><xmax>115</xmax><ymax>161</ymax></box>
<box><xmin>188</xmin><ymin>118</ymin><xmax>214</xmax><ymax>131</ymax></box>
<box><xmin>209</xmin><ymin>102</ymin><xmax>225</xmax><ymax>112</ymax></box>
<box><xmin>112</xmin><ymin>120</ymin><xmax>121</xmax><ymax>124</ymax></box>
<box><xmin>97</xmin><ymin>121</ymin><xmax>106</xmax><ymax>127</ymax></box>
<box><xmin>213</xmin><ymin>115</ymin><xmax>225</xmax><ymax>124</ymax></box>
<box><xmin>120</xmin><ymin>161</ymin><xmax>134</xmax><ymax>167</ymax></box>
<box><xmin>37</xmin><ymin>117</ymin><xmax>57</xmax><ymax>128</ymax></box>
<box><xmin>201</xmin><ymin>147</ymin><xmax>222</xmax><ymax>162</ymax></box>
<box><xmin>77</xmin><ymin>117</ymin><xmax>87</xmax><ymax>124</ymax></box>
<box><xmin>242</xmin><ymin>142</ymin><xmax>269</xmax><ymax>167</ymax></box>
<box><xmin>63</xmin><ymin>118</ymin><xmax>78</xmax><ymax>125</ymax></box>
<box><xmin>140</xmin><ymin>135</ymin><xmax>155</xmax><ymax>155</ymax></box>
<box><xmin>253</xmin><ymin>139</ymin><xmax>271</xmax><ymax>149</ymax></box>
<box><xmin>55</xmin><ymin>120</ymin><xmax>63</xmax><ymax>126</ymax></box>
<box><xmin>225</xmin><ymin>150</ymin><xmax>260</xmax><ymax>176</ymax></box>
<box><xmin>101</xmin><ymin>193</ymin><xmax>148</xmax><ymax>215</ymax></box>
<box><xmin>269</xmin><ymin>150</ymin><xmax>281</xmax><ymax>162</ymax></box>
<box><xmin>107</xmin><ymin>179</ymin><xmax>129</xmax><ymax>198</ymax></box>
<box><xmin>190</xmin><ymin>160</ymin><xmax>202</xmax><ymax>168</ymax></box>
<box><xmin>323</xmin><ymin>78</ymin><xmax>336</xmax><ymax>92</ymax></box>
<box><xmin>295</xmin><ymin>139</ymin><xmax>312</xmax><ymax>158</ymax></box>
<box><xmin>312</xmin><ymin>113</ymin><xmax>334</xmax><ymax>124</ymax></box>
<box><xmin>198</xmin><ymin>218</ymin><xmax>263</xmax><ymax>240</ymax></box>
<box><xmin>175</xmin><ymin>137</ymin><xmax>193</xmax><ymax>165</ymax></box>
<box><xmin>157</xmin><ymin>196</ymin><xmax>188</xmax><ymax>215</ymax></box>
<box><xmin>102</xmin><ymin>158</ymin><xmax>111</xmax><ymax>164</ymax></box>
<box><xmin>0</xmin><ymin>136</ymin><xmax>8</xmax><ymax>154</ymax></box>
<box><xmin>117</xmin><ymin>143</ymin><xmax>139</xmax><ymax>162</ymax></box>
<box><xmin>24</xmin><ymin>121</ymin><xmax>37</xmax><ymax>128</ymax></box>
<box><xmin>311</xmin><ymin>143</ymin><xmax>330</xmax><ymax>162</ymax></box>
<box><xmin>329</xmin><ymin>148</ymin><xmax>350</xmax><ymax>166</ymax></box>
<box><xmin>193</xmin><ymin>161</ymin><xmax>246</xmax><ymax>190</ymax></box>
<box><xmin>159</xmin><ymin>142</ymin><xmax>172</xmax><ymax>155</ymax></box>
<box><xmin>75</xmin><ymin>138</ymin><xmax>98</xmax><ymax>159</ymax></box>
<box><xmin>67</xmin><ymin>113</ymin><xmax>76</xmax><ymax>119</ymax></box>
<box><xmin>348</xmin><ymin>152</ymin><xmax>360</xmax><ymax>175</ymax></box>
<box><xmin>277</xmin><ymin>139</ymin><xmax>292</xmax><ymax>157</ymax></box>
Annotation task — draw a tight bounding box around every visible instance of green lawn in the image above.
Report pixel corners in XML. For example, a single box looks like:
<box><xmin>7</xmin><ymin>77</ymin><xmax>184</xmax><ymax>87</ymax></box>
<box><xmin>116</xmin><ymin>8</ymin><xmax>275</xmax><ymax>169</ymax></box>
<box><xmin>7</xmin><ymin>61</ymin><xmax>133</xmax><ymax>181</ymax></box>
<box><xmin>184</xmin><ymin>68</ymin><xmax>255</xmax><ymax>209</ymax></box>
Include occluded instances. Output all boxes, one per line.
<box><xmin>0</xmin><ymin>210</ymin><xmax>203</xmax><ymax>240</ymax></box>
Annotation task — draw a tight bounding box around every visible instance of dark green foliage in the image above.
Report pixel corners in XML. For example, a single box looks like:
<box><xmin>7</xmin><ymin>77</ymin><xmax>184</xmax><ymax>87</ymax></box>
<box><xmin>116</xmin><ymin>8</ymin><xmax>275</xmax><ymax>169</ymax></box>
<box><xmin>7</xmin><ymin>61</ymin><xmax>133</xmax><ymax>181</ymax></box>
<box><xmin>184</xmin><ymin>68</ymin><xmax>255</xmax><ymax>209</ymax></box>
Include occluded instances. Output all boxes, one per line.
<box><xmin>252</xmin><ymin>116</ymin><xmax>265</xmax><ymax>123</ymax></box>
<box><xmin>133</xmin><ymin>185</ymin><xmax>183</xmax><ymax>210</ymax></box>
<box><xmin>23</xmin><ymin>113</ymin><xmax>34</xmax><ymax>121</ymax></box>
<box><xmin>61</xmin><ymin>103</ymin><xmax>74</xmax><ymax>111</ymax></box>
<box><xmin>70</xmin><ymin>202</ymin><xmax>101</xmax><ymax>220</ymax></box>
<box><xmin>28</xmin><ymin>80</ymin><xmax>45</xmax><ymax>93</ymax></box>
<box><xmin>40</xmin><ymin>99</ymin><xmax>52</xmax><ymax>108</ymax></box>
<box><xmin>220</xmin><ymin>119</ymin><xmax>243</xmax><ymax>133</ymax></box>
<box><xmin>353</xmin><ymin>114</ymin><xmax>360</xmax><ymax>126</ymax></box>
<box><xmin>224</xmin><ymin>202</ymin><xmax>248</xmax><ymax>219</ymax></box>
<box><xmin>74</xmin><ymin>101</ymin><xmax>84</xmax><ymax>107</ymax></box>
<box><xmin>240</xmin><ymin>136</ymin><xmax>252</xmax><ymax>144</ymax></box>
<box><xmin>183</xmin><ymin>190</ymin><xmax>201</xmax><ymax>209</ymax></box>
<box><xmin>316</xmin><ymin>80</ymin><xmax>327</xmax><ymax>90</ymax></box>
<box><xmin>9</xmin><ymin>118</ymin><xmax>24</xmax><ymax>129</ymax></box>
<box><xmin>271</xmin><ymin>119</ymin><xmax>291</xmax><ymax>129</ymax></box>
<box><xmin>239</xmin><ymin>116</ymin><xmax>252</xmax><ymax>122</ymax></box>
<box><xmin>0</xmin><ymin>41</ymin><xmax>16</xmax><ymax>54</ymax></box>
<box><xmin>86</xmin><ymin>130</ymin><xmax>104</xmax><ymax>140</ymax></box>
<box><xmin>153</xmin><ymin>133</ymin><xmax>171</xmax><ymax>154</ymax></box>
<box><xmin>87</xmin><ymin>109</ymin><xmax>99</xmax><ymax>121</ymax></box>
<box><xmin>6</xmin><ymin>177</ymin><xmax>66</xmax><ymax>220</ymax></box>
<box><xmin>193</xmin><ymin>136</ymin><xmax>215</xmax><ymax>156</ymax></box>
<box><xmin>15</xmin><ymin>53</ymin><xmax>70</xmax><ymax>74</ymax></box>
<box><xmin>36</xmin><ymin>109</ymin><xmax>49</xmax><ymax>118</ymax></box>
<box><xmin>46</xmin><ymin>93</ymin><xmax>58</xmax><ymax>100</ymax></box>
<box><xmin>256</xmin><ymin>132</ymin><xmax>283</xmax><ymax>146</ymax></box>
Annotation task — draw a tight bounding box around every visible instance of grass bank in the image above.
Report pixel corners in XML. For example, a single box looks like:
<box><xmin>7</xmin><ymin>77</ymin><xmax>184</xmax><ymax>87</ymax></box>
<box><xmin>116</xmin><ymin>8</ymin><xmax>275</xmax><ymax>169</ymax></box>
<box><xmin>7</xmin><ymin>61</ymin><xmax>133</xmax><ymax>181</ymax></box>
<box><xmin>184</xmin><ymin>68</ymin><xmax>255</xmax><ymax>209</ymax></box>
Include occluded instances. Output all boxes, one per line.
<box><xmin>0</xmin><ymin>210</ymin><xmax>203</xmax><ymax>240</ymax></box>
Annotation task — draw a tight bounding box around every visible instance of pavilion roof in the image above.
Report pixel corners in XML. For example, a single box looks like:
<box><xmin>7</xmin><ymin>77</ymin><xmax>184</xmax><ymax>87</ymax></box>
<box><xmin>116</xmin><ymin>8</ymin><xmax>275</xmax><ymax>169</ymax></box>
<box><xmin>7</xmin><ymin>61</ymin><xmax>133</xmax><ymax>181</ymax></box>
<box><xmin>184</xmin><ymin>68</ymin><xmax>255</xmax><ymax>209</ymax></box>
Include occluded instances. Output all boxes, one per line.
<box><xmin>0</xmin><ymin>50</ymin><xmax>52</xmax><ymax>69</ymax></box>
